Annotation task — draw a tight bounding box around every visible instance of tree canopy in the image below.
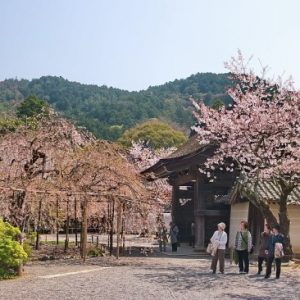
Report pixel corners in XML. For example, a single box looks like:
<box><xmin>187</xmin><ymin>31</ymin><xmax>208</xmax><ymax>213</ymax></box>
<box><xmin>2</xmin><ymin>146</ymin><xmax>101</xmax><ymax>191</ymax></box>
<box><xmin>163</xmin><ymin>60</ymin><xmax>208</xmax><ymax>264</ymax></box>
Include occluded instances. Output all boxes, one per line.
<box><xmin>0</xmin><ymin>73</ymin><xmax>232</xmax><ymax>140</ymax></box>
<box><xmin>16</xmin><ymin>95</ymin><xmax>49</xmax><ymax>118</ymax></box>
<box><xmin>118</xmin><ymin>119</ymin><xmax>187</xmax><ymax>149</ymax></box>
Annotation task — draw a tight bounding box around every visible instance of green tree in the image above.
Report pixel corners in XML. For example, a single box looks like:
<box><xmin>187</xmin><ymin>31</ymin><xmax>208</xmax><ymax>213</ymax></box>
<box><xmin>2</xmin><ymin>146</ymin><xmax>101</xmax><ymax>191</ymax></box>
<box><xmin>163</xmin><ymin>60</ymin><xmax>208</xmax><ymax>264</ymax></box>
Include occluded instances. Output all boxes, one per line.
<box><xmin>17</xmin><ymin>95</ymin><xmax>50</xmax><ymax>118</ymax></box>
<box><xmin>211</xmin><ymin>98</ymin><xmax>225</xmax><ymax>110</ymax></box>
<box><xmin>118</xmin><ymin>119</ymin><xmax>187</xmax><ymax>149</ymax></box>
<box><xmin>0</xmin><ymin>219</ymin><xmax>28</xmax><ymax>277</ymax></box>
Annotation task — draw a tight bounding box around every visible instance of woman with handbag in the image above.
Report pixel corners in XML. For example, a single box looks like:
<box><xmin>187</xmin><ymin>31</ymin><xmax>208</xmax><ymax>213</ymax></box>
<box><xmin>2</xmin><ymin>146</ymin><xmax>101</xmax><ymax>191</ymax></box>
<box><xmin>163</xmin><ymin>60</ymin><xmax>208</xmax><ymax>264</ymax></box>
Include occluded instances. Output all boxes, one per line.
<box><xmin>265</xmin><ymin>224</ymin><xmax>284</xmax><ymax>279</ymax></box>
<box><xmin>235</xmin><ymin>220</ymin><xmax>252</xmax><ymax>274</ymax></box>
<box><xmin>210</xmin><ymin>222</ymin><xmax>227</xmax><ymax>274</ymax></box>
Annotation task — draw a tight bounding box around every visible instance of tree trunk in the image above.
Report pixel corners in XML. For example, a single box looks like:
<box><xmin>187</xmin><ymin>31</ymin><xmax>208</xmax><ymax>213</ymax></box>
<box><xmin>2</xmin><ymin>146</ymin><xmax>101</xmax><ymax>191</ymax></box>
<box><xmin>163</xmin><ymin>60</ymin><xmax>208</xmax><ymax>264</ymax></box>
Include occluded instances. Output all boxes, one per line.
<box><xmin>257</xmin><ymin>201</ymin><xmax>278</xmax><ymax>227</ymax></box>
<box><xmin>277</xmin><ymin>181</ymin><xmax>294</xmax><ymax>259</ymax></box>
<box><xmin>245</xmin><ymin>186</ymin><xmax>278</xmax><ymax>226</ymax></box>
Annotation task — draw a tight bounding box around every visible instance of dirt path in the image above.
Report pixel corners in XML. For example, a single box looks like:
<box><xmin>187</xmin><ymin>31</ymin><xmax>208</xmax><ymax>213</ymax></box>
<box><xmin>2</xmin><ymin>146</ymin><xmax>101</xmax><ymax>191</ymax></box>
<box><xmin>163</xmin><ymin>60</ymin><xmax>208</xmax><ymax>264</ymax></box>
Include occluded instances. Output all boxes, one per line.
<box><xmin>0</xmin><ymin>256</ymin><xmax>299</xmax><ymax>300</ymax></box>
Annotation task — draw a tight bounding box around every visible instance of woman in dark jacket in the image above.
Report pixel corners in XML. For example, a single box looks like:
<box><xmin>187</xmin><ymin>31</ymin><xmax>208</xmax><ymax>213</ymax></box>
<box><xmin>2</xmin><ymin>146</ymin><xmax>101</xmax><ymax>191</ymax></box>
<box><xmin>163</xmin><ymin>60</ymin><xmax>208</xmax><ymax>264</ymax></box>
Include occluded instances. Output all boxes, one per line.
<box><xmin>257</xmin><ymin>224</ymin><xmax>271</xmax><ymax>275</ymax></box>
<box><xmin>265</xmin><ymin>224</ymin><xmax>285</xmax><ymax>279</ymax></box>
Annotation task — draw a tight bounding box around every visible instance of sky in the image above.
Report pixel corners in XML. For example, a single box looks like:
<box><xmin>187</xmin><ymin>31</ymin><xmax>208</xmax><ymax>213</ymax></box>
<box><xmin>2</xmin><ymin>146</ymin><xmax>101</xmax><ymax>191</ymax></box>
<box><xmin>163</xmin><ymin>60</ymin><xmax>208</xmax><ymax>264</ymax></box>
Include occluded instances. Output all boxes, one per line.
<box><xmin>1</xmin><ymin>0</ymin><xmax>300</xmax><ymax>91</ymax></box>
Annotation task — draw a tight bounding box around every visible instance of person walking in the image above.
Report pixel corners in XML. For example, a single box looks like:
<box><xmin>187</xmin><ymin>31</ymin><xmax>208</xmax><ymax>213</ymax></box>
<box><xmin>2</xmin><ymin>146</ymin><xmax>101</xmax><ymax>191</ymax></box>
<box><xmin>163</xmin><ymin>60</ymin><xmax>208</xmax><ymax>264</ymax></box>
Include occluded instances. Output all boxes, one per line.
<box><xmin>265</xmin><ymin>224</ymin><xmax>284</xmax><ymax>279</ymax></box>
<box><xmin>190</xmin><ymin>221</ymin><xmax>195</xmax><ymax>248</ymax></box>
<box><xmin>210</xmin><ymin>222</ymin><xmax>227</xmax><ymax>274</ymax></box>
<box><xmin>158</xmin><ymin>223</ymin><xmax>168</xmax><ymax>252</ymax></box>
<box><xmin>257</xmin><ymin>224</ymin><xmax>272</xmax><ymax>275</ymax></box>
<box><xmin>169</xmin><ymin>222</ymin><xmax>179</xmax><ymax>252</ymax></box>
<box><xmin>235</xmin><ymin>220</ymin><xmax>252</xmax><ymax>274</ymax></box>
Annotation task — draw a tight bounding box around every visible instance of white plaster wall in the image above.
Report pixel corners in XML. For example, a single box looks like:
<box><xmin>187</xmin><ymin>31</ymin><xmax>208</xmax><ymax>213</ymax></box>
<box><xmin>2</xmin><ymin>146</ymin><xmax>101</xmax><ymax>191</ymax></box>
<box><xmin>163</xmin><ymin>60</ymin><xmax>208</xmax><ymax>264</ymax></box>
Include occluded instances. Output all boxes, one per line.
<box><xmin>229</xmin><ymin>202</ymin><xmax>249</xmax><ymax>248</ymax></box>
<box><xmin>269</xmin><ymin>203</ymin><xmax>300</xmax><ymax>253</ymax></box>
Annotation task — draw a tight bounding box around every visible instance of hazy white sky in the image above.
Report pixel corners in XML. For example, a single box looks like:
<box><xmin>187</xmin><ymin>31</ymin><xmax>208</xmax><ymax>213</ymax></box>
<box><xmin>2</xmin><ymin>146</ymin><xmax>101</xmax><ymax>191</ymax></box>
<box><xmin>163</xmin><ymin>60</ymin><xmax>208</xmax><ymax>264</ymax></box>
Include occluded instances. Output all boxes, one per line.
<box><xmin>1</xmin><ymin>0</ymin><xmax>300</xmax><ymax>90</ymax></box>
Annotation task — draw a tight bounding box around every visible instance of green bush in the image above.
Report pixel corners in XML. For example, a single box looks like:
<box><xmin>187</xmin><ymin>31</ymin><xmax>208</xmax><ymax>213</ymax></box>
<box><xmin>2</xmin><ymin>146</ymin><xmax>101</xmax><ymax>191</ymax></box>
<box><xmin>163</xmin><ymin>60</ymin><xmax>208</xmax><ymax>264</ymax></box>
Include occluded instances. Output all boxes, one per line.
<box><xmin>26</xmin><ymin>231</ymin><xmax>37</xmax><ymax>246</ymax></box>
<box><xmin>0</xmin><ymin>267</ymin><xmax>15</xmax><ymax>280</ymax></box>
<box><xmin>88</xmin><ymin>247</ymin><xmax>104</xmax><ymax>257</ymax></box>
<box><xmin>0</xmin><ymin>219</ymin><xmax>28</xmax><ymax>275</ymax></box>
<box><xmin>22</xmin><ymin>242</ymin><xmax>32</xmax><ymax>258</ymax></box>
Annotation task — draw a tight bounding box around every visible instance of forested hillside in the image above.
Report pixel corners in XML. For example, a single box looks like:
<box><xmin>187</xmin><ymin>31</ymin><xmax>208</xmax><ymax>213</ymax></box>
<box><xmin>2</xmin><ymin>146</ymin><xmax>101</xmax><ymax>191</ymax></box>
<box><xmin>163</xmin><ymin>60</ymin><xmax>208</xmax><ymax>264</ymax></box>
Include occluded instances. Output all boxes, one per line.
<box><xmin>0</xmin><ymin>73</ymin><xmax>232</xmax><ymax>140</ymax></box>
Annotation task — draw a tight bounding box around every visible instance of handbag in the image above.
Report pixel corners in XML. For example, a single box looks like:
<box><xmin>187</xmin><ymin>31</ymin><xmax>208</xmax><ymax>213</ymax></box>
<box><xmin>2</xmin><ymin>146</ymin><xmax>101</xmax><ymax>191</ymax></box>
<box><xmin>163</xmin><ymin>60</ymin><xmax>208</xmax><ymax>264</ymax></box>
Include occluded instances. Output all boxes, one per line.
<box><xmin>274</xmin><ymin>242</ymin><xmax>284</xmax><ymax>258</ymax></box>
<box><xmin>206</xmin><ymin>243</ymin><xmax>213</xmax><ymax>255</ymax></box>
<box><xmin>233</xmin><ymin>249</ymin><xmax>239</xmax><ymax>264</ymax></box>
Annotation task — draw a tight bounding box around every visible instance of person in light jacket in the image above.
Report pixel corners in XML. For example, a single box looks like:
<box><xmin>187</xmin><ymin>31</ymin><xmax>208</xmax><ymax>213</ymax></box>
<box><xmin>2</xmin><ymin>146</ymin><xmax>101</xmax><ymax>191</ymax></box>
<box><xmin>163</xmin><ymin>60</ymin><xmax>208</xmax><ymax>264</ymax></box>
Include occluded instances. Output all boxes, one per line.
<box><xmin>210</xmin><ymin>222</ymin><xmax>228</xmax><ymax>274</ymax></box>
<box><xmin>235</xmin><ymin>220</ymin><xmax>252</xmax><ymax>274</ymax></box>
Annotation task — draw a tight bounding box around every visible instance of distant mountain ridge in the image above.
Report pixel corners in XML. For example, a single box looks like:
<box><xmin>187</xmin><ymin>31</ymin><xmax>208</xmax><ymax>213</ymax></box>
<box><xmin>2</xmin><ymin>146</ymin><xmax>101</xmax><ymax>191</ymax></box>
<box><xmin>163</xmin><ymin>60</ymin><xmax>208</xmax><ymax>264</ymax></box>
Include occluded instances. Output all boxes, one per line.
<box><xmin>0</xmin><ymin>73</ymin><xmax>232</xmax><ymax>140</ymax></box>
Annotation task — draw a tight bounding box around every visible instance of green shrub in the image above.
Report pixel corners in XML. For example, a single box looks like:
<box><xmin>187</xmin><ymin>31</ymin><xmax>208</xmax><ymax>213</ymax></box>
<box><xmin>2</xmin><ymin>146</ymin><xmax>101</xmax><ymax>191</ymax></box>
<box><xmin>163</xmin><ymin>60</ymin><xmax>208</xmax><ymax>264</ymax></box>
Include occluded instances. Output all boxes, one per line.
<box><xmin>22</xmin><ymin>242</ymin><xmax>32</xmax><ymax>258</ymax></box>
<box><xmin>0</xmin><ymin>220</ymin><xmax>28</xmax><ymax>274</ymax></box>
<box><xmin>26</xmin><ymin>231</ymin><xmax>37</xmax><ymax>246</ymax></box>
<box><xmin>88</xmin><ymin>247</ymin><xmax>104</xmax><ymax>257</ymax></box>
<box><xmin>0</xmin><ymin>267</ymin><xmax>15</xmax><ymax>280</ymax></box>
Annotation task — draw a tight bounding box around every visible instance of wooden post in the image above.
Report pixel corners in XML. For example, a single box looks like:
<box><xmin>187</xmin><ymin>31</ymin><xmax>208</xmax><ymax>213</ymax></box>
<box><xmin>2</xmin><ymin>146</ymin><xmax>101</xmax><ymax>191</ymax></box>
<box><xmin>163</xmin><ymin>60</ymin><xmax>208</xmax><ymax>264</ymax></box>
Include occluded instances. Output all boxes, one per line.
<box><xmin>56</xmin><ymin>197</ymin><xmax>59</xmax><ymax>245</ymax></box>
<box><xmin>17</xmin><ymin>233</ymin><xmax>24</xmax><ymax>276</ymax></box>
<box><xmin>116</xmin><ymin>200</ymin><xmax>122</xmax><ymax>259</ymax></box>
<box><xmin>121</xmin><ymin>204</ymin><xmax>125</xmax><ymax>253</ymax></box>
<box><xmin>64</xmin><ymin>198</ymin><xmax>70</xmax><ymax>253</ymax></box>
<box><xmin>107</xmin><ymin>202</ymin><xmax>110</xmax><ymax>250</ymax></box>
<box><xmin>74</xmin><ymin>196</ymin><xmax>78</xmax><ymax>246</ymax></box>
<box><xmin>81</xmin><ymin>197</ymin><xmax>88</xmax><ymax>261</ymax></box>
<box><xmin>35</xmin><ymin>197</ymin><xmax>42</xmax><ymax>250</ymax></box>
<box><xmin>109</xmin><ymin>198</ymin><xmax>115</xmax><ymax>256</ymax></box>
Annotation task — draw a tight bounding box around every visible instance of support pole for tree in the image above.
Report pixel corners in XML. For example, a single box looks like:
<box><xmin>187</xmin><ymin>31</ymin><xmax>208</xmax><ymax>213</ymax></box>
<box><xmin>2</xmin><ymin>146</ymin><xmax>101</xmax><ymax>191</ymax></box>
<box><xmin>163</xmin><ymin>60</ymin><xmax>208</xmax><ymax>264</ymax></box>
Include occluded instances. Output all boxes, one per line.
<box><xmin>35</xmin><ymin>197</ymin><xmax>42</xmax><ymax>250</ymax></box>
<box><xmin>116</xmin><ymin>200</ymin><xmax>122</xmax><ymax>259</ymax></box>
<box><xmin>109</xmin><ymin>198</ymin><xmax>115</xmax><ymax>256</ymax></box>
<box><xmin>74</xmin><ymin>196</ymin><xmax>78</xmax><ymax>246</ymax></box>
<box><xmin>107</xmin><ymin>201</ymin><xmax>110</xmax><ymax>250</ymax></box>
<box><xmin>17</xmin><ymin>233</ymin><xmax>24</xmax><ymax>276</ymax></box>
<box><xmin>81</xmin><ymin>197</ymin><xmax>88</xmax><ymax>261</ymax></box>
<box><xmin>64</xmin><ymin>197</ymin><xmax>70</xmax><ymax>252</ymax></box>
<box><xmin>56</xmin><ymin>197</ymin><xmax>59</xmax><ymax>245</ymax></box>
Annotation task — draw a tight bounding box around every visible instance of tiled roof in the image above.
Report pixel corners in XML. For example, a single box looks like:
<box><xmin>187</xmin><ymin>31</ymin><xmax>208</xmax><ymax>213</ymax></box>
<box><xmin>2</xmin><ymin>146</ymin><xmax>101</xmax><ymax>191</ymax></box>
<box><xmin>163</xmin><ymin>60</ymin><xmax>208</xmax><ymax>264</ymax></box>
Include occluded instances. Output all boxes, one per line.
<box><xmin>230</xmin><ymin>180</ymin><xmax>300</xmax><ymax>205</ymax></box>
<box><xmin>166</xmin><ymin>135</ymin><xmax>203</xmax><ymax>159</ymax></box>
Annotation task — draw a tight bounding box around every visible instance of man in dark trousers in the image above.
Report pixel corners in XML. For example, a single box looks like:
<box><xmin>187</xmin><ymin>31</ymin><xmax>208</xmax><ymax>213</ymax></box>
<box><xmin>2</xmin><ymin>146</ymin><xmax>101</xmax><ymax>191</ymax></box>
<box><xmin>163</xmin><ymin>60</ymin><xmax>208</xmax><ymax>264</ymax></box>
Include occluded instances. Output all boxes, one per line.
<box><xmin>169</xmin><ymin>222</ymin><xmax>179</xmax><ymax>252</ymax></box>
<box><xmin>265</xmin><ymin>224</ymin><xmax>284</xmax><ymax>279</ymax></box>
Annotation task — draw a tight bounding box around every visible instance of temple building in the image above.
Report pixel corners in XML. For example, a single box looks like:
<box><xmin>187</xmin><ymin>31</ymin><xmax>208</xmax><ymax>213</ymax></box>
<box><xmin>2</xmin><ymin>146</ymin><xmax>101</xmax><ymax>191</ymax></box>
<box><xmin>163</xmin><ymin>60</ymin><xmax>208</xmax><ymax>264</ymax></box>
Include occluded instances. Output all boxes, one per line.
<box><xmin>142</xmin><ymin>135</ymin><xmax>300</xmax><ymax>254</ymax></box>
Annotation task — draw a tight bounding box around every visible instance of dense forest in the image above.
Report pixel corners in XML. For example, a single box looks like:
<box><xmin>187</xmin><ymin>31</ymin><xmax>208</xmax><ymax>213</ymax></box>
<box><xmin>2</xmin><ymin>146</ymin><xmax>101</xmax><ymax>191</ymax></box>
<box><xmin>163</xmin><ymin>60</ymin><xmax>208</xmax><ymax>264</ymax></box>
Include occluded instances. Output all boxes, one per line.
<box><xmin>0</xmin><ymin>73</ymin><xmax>232</xmax><ymax>140</ymax></box>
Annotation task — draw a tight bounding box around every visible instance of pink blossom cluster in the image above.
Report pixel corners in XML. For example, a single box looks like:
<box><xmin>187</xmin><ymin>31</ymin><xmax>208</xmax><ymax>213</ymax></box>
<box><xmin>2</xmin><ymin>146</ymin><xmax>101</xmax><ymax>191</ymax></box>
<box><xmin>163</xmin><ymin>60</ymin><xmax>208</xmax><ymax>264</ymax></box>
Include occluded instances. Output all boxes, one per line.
<box><xmin>192</xmin><ymin>52</ymin><xmax>300</xmax><ymax>184</ymax></box>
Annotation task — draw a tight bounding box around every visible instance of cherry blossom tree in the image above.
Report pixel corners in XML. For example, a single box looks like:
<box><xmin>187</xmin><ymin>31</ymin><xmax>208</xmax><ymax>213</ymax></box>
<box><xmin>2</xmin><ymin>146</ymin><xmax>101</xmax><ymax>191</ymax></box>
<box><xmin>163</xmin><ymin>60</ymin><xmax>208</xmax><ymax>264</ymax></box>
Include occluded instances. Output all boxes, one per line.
<box><xmin>128</xmin><ymin>142</ymin><xmax>176</xmax><ymax>233</ymax></box>
<box><xmin>192</xmin><ymin>51</ymin><xmax>300</xmax><ymax>255</ymax></box>
<box><xmin>0</xmin><ymin>115</ymin><xmax>151</xmax><ymax>258</ymax></box>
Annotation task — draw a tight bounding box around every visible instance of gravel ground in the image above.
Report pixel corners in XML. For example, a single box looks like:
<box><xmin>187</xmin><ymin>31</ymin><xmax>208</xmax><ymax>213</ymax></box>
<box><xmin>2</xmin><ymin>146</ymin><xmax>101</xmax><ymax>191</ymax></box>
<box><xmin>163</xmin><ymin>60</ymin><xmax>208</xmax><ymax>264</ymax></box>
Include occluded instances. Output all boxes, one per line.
<box><xmin>0</xmin><ymin>256</ymin><xmax>299</xmax><ymax>300</ymax></box>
